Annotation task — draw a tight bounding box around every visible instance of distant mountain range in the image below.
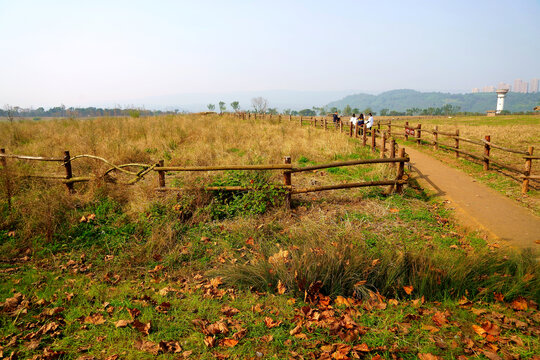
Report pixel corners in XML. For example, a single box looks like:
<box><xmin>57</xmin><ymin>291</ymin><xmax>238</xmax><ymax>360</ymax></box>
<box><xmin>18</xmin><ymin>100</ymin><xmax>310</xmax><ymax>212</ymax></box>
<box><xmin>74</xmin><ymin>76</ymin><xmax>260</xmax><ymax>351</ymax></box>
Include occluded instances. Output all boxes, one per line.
<box><xmin>326</xmin><ymin>89</ymin><xmax>540</xmax><ymax>113</ymax></box>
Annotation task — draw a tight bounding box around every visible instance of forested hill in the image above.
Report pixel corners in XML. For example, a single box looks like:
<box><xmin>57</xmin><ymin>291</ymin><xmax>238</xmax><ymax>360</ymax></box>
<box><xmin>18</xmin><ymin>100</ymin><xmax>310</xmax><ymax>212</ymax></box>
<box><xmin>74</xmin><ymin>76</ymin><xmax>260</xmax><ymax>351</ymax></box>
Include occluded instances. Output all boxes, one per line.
<box><xmin>326</xmin><ymin>89</ymin><xmax>540</xmax><ymax>113</ymax></box>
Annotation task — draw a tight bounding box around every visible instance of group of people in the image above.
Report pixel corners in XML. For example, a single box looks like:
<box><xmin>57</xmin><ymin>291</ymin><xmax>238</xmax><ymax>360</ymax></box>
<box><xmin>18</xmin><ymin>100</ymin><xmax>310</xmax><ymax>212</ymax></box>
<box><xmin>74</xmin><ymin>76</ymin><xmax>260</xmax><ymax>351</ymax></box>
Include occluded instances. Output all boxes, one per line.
<box><xmin>349</xmin><ymin>113</ymin><xmax>374</xmax><ymax>129</ymax></box>
<box><xmin>332</xmin><ymin>112</ymin><xmax>374</xmax><ymax>129</ymax></box>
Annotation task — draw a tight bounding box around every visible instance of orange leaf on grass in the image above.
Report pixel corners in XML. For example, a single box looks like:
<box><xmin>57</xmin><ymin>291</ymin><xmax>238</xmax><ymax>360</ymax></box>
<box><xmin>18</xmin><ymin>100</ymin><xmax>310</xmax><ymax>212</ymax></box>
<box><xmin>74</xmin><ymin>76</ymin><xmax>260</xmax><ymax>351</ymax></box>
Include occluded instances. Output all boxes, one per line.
<box><xmin>472</xmin><ymin>324</ymin><xmax>486</xmax><ymax>337</ymax></box>
<box><xmin>418</xmin><ymin>353</ymin><xmax>442</xmax><ymax>360</ymax></box>
<box><xmin>353</xmin><ymin>343</ymin><xmax>370</xmax><ymax>352</ymax></box>
<box><xmin>84</xmin><ymin>313</ymin><xmax>106</xmax><ymax>325</ymax></box>
<box><xmin>403</xmin><ymin>285</ymin><xmax>414</xmax><ymax>295</ymax></box>
<box><xmin>221</xmin><ymin>339</ymin><xmax>238</xmax><ymax>348</ymax></box>
<box><xmin>511</xmin><ymin>297</ymin><xmax>528</xmax><ymax>311</ymax></box>
<box><xmin>132</xmin><ymin>320</ymin><xmax>151</xmax><ymax>336</ymax></box>
<box><xmin>264</xmin><ymin>317</ymin><xmax>282</xmax><ymax>329</ymax></box>
<box><xmin>115</xmin><ymin>319</ymin><xmax>133</xmax><ymax>328</ymax></box>
<box><xmin>277</xmin><ymin>280</ymin><xmax>286</xmax><ymax>295</ymax></box>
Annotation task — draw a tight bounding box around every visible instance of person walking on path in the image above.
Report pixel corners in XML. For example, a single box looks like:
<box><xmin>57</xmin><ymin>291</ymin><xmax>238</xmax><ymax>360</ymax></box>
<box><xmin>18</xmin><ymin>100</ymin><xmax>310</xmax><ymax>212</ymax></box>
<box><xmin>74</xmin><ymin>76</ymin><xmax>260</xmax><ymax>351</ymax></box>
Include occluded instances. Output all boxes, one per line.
<box><xmin>332</xmin><ymin>111</ymin><xmax>340</xmax><ymax>124</ymax></box>
<box><xmin>357</xmin><ymin>113</ymin><xmax>365</xmax><ymax>134</ymax></box>
<box><xmin>366</xmin><ymin>113</ymin><xmax>374</xmax><ymax>129</ymax></box>
<box><xmin>350</xmin><ymin>113</ymin><xmax>358</xmax><ymax>126</ymax></box>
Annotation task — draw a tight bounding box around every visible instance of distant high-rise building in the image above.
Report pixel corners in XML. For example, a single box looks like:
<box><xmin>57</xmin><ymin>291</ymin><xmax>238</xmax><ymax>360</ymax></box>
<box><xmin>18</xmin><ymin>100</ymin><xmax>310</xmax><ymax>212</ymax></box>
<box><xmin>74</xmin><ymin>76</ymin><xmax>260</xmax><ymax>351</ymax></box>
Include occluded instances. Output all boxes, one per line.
<box><xmin>530</xmin><ymin>78</ymin><xmax>539</xmax><ymax>93</ymax></box>
<box><xmin>513</xmin><ymin>79</ymin><xmax>522</xmax><ymax>92</ymax></box>
<box><xmin>482</xmin><ymin>85</ymin><xmax>496</xmax><ymax>92</ymax></box>
<box><xmin>513</xmin><ymin>79</ymin><xmax>529</xmax><ymax>93</ymax></box>
<box><xmin>472</xmin><ymin>88</ymin><xmax>479</xmax><ymax>93</ymax></box>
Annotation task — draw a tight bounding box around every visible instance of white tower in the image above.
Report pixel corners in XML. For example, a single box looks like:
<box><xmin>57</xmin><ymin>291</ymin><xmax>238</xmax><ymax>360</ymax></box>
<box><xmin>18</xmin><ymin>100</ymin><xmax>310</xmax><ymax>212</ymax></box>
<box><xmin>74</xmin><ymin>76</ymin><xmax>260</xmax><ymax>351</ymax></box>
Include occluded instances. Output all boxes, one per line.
<box><xmin>496</xmin><ymin>89</ymin><xmax>508</xmax><ymax>114</ymax></box>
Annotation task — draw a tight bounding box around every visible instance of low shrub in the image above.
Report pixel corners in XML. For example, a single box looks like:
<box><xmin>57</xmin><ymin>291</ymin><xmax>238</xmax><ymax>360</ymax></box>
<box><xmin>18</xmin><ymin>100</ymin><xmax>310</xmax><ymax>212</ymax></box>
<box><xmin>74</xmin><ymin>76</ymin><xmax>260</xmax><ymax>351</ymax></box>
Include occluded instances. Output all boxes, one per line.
<box><xmin>206</xmin><ymin>170</ymin><xmax>285</xmax><ymax>220</ymax></box>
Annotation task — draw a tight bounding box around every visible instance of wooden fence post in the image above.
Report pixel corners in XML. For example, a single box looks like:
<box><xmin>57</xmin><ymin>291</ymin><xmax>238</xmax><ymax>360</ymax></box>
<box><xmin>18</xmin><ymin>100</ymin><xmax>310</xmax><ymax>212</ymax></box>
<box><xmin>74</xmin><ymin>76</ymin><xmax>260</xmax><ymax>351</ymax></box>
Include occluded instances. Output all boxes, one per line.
<box><xmin>355</xmin><ymin>123</ymin><xmax>359</xmax><ymax>138</ymax></box>
<box><xmin>371</xmin><ymin>128</ymin><xmax>376</xmax><ymax>152</ymax></box>
<box><xmin>0</xmin><ymin>148</ymin><xmax>12</xmax><ymax>210</ymax></box>
<box><xmin>324</xmin><ymin>118</ymin><xmax>327</xmax><ymax>130</ymax></box>
<box><xmin>314</xmin><ymin>118</ymin><xmax>317</xmax><ymax>127</ymax></box>
<box><xmin>388</xmin><ymin>120</ymin><xmax>392</xmax><ymax>136</ymax></box>
<box><xmin>390</xmin><ymin>139</ymin><xmax>396</xmax><ymax>168</ymax></box>
<box><xmin>380</xmin><ymin>132</ymin><xmax>386</xmax><ymax>157</ymax></box>
<box><xmin>396</xmin><ymin>148</ymin><xmax>406</xmax><ymax>193</ymax></box>
<box><xmin>362</xmin><ymin>124</ymin><xmax>367</xmax><ymax>146</ymax></box>
<box><xmin>349</xmin><ymin>122</ymin><xmax>353</xmax><ymax>137</ymax></box>
<box><xmin>404</xmin><ymin>121</ymin><xmax>409</xmax><ymax>141</ymax></box>
<box><xmin>455</xmin><ymin>129</ymin><xmax>460</xmax><ymax>158</ymax></box>
<box><xmin>484</xmin><ymin>135</ymin><xmax>491</xmax><ymax>171</ymax></box>
<box><xmin>158</xmin><ymin>159</ymin><xmax>166</xmax><ymax>188</ymax></box>
<box><xmin>289</xmin><ymin>115</ymin><xmax>292</xmax><ymax>121</ymax></box>
<box><xmin>284</xmin><ymin>156</ymin><xmax>292</xmax><ymax>207</ymax></box>
<box><xmin>63</xmin><ymin>150</ymin><xmax>74</xmax><ymax>193</ymax></box>
<box><xmin>434</xmin><ymin>126</ymin><xmax>438</xmax><ymax>150</ymax></box>
<box><xmin>416</xmin><ymin>124</ymin><xmax>421</xmax><ymax>145</ymax></box>
<box><xmin>522</xmin><ymin>146</ymin><xmax>534</xmax><ymax>194</ymax></box>
<box><xmin>299</xmin><ymin>116</ymin><xmax>302</xmax><ymax>126</ymax></box>
<box><xmin>339</xmin><ymin>120</ymin><xmax>343</xmax><ymax>133</ymax></box>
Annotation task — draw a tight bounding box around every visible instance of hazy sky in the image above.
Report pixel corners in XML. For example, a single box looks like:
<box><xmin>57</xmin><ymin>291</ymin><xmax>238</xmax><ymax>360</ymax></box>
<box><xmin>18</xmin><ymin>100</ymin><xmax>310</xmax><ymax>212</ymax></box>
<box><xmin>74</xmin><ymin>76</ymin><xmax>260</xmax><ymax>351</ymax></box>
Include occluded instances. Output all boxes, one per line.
<box><xmin>1</xmin><ymin>0</ymin><xmax>539</xmax><ymax>108</ymax></box>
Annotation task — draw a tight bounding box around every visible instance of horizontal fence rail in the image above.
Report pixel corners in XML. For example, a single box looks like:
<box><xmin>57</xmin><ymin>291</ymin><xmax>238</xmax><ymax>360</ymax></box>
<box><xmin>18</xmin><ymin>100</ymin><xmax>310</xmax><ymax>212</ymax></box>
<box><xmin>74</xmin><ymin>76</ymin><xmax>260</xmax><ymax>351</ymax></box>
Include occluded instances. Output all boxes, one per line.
<box><xmin>240</xmin><ymin>113</ymin><xmax>537</xmax><ymax>194</ymax></box>
<box><xmin>0</xmin><ymin>145</ymin><xmax>410</xmax><ymax>210</ymax></box>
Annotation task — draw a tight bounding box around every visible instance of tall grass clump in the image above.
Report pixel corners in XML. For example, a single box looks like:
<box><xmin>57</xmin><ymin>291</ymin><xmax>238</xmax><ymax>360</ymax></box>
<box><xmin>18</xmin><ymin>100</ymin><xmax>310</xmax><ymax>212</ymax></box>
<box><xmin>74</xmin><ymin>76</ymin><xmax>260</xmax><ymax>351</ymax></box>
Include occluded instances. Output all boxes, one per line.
<box><xmin>219</xmin><ymin>237</ymin><xmax>540</xmax><ymax>302</ymax></box>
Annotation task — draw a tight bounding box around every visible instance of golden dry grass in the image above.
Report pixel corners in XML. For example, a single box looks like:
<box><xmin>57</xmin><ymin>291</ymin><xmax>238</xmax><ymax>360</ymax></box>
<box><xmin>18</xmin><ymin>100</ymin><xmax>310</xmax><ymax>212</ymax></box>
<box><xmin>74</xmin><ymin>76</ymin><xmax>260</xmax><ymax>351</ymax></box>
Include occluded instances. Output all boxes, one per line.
<box><xmin>1</xmin><ymin>114</ymin><xmax>395</xmax><ymax>219</ymax></box>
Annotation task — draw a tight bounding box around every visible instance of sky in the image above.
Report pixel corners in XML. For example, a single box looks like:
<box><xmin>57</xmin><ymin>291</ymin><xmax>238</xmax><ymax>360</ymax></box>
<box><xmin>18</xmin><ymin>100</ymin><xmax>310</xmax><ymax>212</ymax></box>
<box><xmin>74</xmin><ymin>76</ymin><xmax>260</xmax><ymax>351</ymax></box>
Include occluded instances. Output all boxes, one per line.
<box><xmin>0</xmin><ymin>0</ymin><xmax>539</xmax><ymax>109</ymax></box>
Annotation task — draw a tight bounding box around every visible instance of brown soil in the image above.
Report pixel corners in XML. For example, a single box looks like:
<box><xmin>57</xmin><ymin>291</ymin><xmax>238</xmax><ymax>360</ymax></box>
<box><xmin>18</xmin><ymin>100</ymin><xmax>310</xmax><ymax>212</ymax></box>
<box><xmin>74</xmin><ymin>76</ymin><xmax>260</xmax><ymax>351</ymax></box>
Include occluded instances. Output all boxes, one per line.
<box><xmin>405</xmin><ymin>147</ymin><xmax>540</xmax><ymax>249</ymax></box>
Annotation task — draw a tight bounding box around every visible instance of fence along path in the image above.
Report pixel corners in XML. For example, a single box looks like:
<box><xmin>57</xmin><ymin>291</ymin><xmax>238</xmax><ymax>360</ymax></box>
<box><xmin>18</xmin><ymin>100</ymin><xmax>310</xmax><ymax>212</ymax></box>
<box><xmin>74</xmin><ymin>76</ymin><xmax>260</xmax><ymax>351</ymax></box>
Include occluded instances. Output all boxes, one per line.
<box><xmin>256</xmin><ymin>113</ymin><xmax>537</xmax><ymax>193</ymax></box>
<box><xmin>258</xmin><ymin>113</ymin><xmax>539</xmax><ymax>247</ymax></box>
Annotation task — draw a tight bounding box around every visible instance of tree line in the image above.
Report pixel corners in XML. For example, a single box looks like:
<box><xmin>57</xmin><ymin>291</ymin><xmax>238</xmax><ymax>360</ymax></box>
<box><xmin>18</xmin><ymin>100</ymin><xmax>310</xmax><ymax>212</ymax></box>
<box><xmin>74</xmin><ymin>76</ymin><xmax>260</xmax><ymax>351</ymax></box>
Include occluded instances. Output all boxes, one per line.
<box><xmin>0</xmin><ymin>105</ymin><xmax>177</xmax><ymax>120</ymax></box>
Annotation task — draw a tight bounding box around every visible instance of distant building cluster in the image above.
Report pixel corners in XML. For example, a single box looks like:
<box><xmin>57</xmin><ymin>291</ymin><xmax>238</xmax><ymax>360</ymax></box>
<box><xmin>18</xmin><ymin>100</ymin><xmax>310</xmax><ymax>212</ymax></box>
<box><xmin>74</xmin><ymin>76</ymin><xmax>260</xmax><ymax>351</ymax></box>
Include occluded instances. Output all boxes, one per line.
<box><xmin>472</xmin><ymin>78</ymin><xmax>539</xmax><ymax>93</ymax></box>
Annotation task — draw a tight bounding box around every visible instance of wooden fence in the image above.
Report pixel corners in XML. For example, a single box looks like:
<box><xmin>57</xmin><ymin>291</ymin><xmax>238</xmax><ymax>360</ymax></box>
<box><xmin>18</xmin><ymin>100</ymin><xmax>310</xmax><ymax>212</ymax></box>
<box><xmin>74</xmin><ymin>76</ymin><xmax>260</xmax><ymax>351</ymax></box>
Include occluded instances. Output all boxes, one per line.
<box><xmin>387</xmin><ymin>121</ymin><xmax>537</xmax><ymax>193</ymax></box>
<box><xmin>237</xmin><ymin>113</ymin><xmax>536</xmax><ymax>194</ymax></box>
<box><xmin>0</xmin><ymin>147</ymin><xmax>409</xmax><ymax>209</ymax></box>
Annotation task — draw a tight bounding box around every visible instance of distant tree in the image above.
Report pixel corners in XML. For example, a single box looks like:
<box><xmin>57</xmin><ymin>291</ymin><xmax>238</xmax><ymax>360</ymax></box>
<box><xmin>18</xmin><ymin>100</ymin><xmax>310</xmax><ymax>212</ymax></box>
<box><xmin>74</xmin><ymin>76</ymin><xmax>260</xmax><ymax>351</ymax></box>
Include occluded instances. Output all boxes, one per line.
<box><xmin>230</xmin><ymin>101</ymin><xmax>240</xmax><ymax>112</ymax></box>
<box><xmin>330</xmin><ymin>107</ymin><xmax>339</xmax><ymax>114</ymax></box>
<box><xmin>282</xmin><ymin>108</ymin><xmax>292</xmax><ymax>115</ymax></box>
<box><xmin>4</xmin><ymin>104</ymin><xmax>15</xmax><ymax>124</ymax></box>
<box><xmin>380</xmin><ymin>108</ymin><xmax>389</xmax><ymax>116</ymax></box>
<box><xmin>128</xmin><ymin>109</ymin><xmax>141</xmax><ymax>118</ymax></box>
<box><xmin>299</xmin><ymin>109</ymin><xmax>316</xmax><ymax>116</ymax></box>
<box><xmin>291</xmin><ymin>110</ymin><xmax>299</xmax><ymax>116</ymax></box>
<box><xmin>207</xmin><ymin>104</ymin><xmax>216</xmax><ymax>111</ymax></box>
<box><xmin>343</xmin><ymin>105</ymin><xmax>352</xmax><ymax>115</ymax></box>
<box><xmin>251</xmin><ymin>97</ymin><xmax>268</xmax><ymax>114</ymax></box>
<box><xmin>219</xmin><ymin>101</ymin><xmax>226</xmax><ymax>113</ymax></box>
<box><xmin>267</xmin><ymin>108</ymin><xmax>278</xmax><ymax>115</ymax></box>
<box><xmin>352</xmin><ymin>108</ymin><xmax>360</xmax><ymax>114</ymax></box>
<box><xmin>363</xmin><ymin>107</ymin><xmax>373</xmax><ymax>115</ymax></box>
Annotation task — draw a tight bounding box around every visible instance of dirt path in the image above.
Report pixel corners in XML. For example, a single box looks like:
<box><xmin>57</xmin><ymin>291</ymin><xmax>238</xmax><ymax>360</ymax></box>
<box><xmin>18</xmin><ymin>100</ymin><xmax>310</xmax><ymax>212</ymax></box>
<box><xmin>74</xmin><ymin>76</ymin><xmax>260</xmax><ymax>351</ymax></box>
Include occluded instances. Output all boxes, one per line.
<box><xmin>404</xmin><ymin>147</ymin><xmax>540</xmax><ymax>249</ymax></box>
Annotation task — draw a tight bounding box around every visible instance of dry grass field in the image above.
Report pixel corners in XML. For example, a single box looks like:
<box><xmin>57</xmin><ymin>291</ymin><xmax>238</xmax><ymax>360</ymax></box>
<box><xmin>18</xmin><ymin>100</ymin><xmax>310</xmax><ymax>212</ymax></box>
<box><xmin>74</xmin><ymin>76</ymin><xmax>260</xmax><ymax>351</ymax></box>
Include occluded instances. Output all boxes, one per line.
<box><xmin>1</xmin><ymin>114</ymin><xmax>539</xmax><ymax>359</ymax></box>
